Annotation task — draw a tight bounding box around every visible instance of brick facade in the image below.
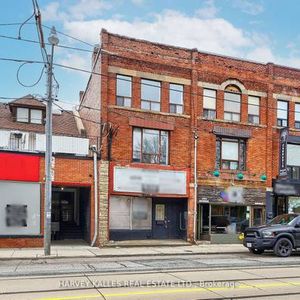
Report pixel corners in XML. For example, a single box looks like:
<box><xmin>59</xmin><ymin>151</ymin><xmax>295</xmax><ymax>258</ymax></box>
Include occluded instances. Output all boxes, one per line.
<box><xmin>80</xmin><ymin>29</ymin><xmax>300</xmax><ymax>242</ymax></box>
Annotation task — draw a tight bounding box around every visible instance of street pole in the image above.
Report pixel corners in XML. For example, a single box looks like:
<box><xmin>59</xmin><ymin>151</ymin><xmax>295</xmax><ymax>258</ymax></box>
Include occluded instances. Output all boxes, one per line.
<box><xmin>44</xmin><ymin>27</ymin><xmax>59</xmax><ymax>256</ymax></box>
<box><xmin>193</xmin><ymin>130</ymin><xmax>199</xmax><ymax>243</ymax></box>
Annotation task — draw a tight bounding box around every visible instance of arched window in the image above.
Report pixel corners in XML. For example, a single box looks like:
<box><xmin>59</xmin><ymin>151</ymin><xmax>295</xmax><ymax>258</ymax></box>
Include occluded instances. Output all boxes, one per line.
<box><xmin>224</xmin><ymin>85</ymin><xmax>241</xmax><ymax>122</ymax></box>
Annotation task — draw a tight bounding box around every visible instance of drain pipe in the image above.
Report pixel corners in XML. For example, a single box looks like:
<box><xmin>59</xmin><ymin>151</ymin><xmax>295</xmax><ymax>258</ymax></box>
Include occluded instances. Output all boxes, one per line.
<box><xmin>193</xmin><ymin>131</ymin><xmax>199</xmax><ymax>243</ymax></box>
<box><xmin>90</xmin><ymin>145</ymin><xmax>98</xmax><ymax>247</ymax></box>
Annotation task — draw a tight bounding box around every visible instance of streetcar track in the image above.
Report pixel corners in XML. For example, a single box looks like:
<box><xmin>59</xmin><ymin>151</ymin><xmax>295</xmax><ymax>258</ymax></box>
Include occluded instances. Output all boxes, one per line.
<box><xmin>1</xmin><ymin>263</ymin><xmax>300</xmax><ymax>280</ymax></box>
<box><xmin>1</xmin><ymin>270</ymin><xmax>300</xmax><ymax>296</ymax></box>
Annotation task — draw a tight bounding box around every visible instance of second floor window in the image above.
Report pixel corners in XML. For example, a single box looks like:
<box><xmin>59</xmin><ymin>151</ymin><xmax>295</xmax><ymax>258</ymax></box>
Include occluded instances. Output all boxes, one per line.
<box><xmin>169</xmin><ymin>84</ymin><xmax>183</xmax><ymax>114</ymax></box>
<box><xmin>277</xmin><ymin>100</ymin><xmax>288</xmax><ymax>127</ymax></box>
<box><xmin>116</xmin><ymin>74</ymin><xmax>132</xmax><ymax>107</ymax></box>
<box><xmin>224</xmin><ymin>92</ymin><xmax>241</xmax><ymax>122</ymax></box>
<box><xmin>216</xmin><ymin>137</ymin><xmax>246</xmax><ymax>170</ymax></box>
<box><xmin>16</xmin><ymin>108</ymin><xmax>42</xmax><ymax>124</ymax></box>
<box><xmin>248</xmin><ymin>96</ymin><xmax>260</xmax><ymax>124</ymax></box>
<box><xmin>133</xmin><ymin>128</ymin><xmax>168</xmax><ymax>164</ymax></box>
<box><xmin>203</xmin><ymin>89</ymin><xmax>216</xmax><ymax>119</ymax></box>
<box><xmin>295</xmin><ymin>103</ymin><xmax>300</xmax><ymax>129</ymax></box>
<box><xmin>141</xmin><ymin>79</ymin><xmax>161</xmax><ymax>111</ymax></box>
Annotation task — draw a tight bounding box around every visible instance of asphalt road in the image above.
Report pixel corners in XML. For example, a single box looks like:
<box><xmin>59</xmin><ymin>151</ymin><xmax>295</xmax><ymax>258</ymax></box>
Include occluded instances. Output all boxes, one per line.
<box><xmin>1</xmin><ymin>252</ymin><xmax>300</xmax><ymax>299</ymax></box>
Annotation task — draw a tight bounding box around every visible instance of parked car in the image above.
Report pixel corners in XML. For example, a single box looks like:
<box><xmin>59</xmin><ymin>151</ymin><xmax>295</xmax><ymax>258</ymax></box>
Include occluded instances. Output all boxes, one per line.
<box><xmin>243</xmin><ymin>213</ymin><xmax>300</xmax><ymax>257</ymax></box>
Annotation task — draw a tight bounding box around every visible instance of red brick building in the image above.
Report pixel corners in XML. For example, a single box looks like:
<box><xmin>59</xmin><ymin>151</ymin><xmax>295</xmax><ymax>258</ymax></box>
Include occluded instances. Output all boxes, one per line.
<box><xmin>0</xmin><ymin>96</ymin><xmax>95</xmax><ymax>248</ymax></box>
<box><xmin>80</xmin><ymin>30</ymin><xmax>300</xmax><ymax>244</ymax></box>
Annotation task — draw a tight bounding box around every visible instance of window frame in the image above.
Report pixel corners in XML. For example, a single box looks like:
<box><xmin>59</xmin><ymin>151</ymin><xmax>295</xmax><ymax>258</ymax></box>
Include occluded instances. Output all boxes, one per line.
<box><xmin>295</xmin><ymin>103</ymin><xmax>300</xmax><ymax>129</ymax></box>
<box><xmin>141</xmin><ymin>79</ymin><xmax>161</xmax><ymax>112</ymax></box>
<box><xmin>277</xmin><ymin>100</ymin><xmax>288</xmax><ymax>127</ymax></box>
<box><xmin>248</xmin><ymin>95</ymin><xmax>260</xmax><ymax>125</ymax></box>
<box><xmin>116</xmin><ymin>74</ymin><xmax>132</xmax><ymax>108</ymax></box>
<box><xmin>16</xmin><ymin>107</ymin><xmax>43</xmax><ymax>124</ymax></box>
<box><xmin>132</xmin><ymin>127</ymin><xmax>169</xmax><ymax>165</ymax></box>
<box><xmin>216</xmin><ymin>137</ymin><xmax>247</xmax><ymax>171</ymax></box>
<box><xmin>30</xmin><ymin>109</ymin><xmax>43</xmax><ymax>124</ymax></box>
<box><xmin>169</xmin><ymin>83</ymin><xmax>184</xmax><ymax>114</ymax></box>
<box><xmin>224</xmin><ymin>91</ymin><xmax>241</xmax><ymax>122</ymax></box>
<box><xmin>203</xmin><ymin>88</ymin><xmax>217</xmax><ymax>120</ymax></box>
<box><xmin>16</xmin><ymin>107</ymin><xmax>29</xmax><ymax>123</ymax></box>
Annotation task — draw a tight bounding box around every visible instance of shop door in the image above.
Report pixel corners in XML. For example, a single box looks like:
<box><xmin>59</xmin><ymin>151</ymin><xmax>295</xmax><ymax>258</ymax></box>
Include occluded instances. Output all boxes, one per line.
<box><xmin>252</xmin><ymin>206</ymin><xmax>265</xmax><ymax>227</ymax></box>
<box><xmin>152</xmin><ymin>199</ymin><xmax>186</xmax><ymax>239</ymax></box>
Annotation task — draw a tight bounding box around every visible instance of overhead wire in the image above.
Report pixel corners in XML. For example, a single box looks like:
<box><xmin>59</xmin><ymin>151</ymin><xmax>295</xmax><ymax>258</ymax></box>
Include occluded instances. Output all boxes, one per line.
<box><xmin>51</xmin><ymin>61</ymin><xmax>300</xmax><ymax>115</ymax></box>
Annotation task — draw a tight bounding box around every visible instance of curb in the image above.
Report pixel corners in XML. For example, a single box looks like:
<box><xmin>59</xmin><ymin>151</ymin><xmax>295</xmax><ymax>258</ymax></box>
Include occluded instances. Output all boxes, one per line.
<box><xmin>0</xmin><ymin>250</ymin><xmax>248</xmax><ymax>261</ymax></box>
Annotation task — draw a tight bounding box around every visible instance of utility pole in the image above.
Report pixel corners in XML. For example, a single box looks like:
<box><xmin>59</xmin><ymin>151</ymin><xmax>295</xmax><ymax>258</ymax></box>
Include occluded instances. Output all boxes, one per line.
<box><xmin>193</xmin><ymin>130</ymin><xmax>199</xmax><ymax>243</ymax></box>
<box><xmin>44</xmin><ymin>27</ymin><xmax>59</xmax><ymax>256</ymax></box>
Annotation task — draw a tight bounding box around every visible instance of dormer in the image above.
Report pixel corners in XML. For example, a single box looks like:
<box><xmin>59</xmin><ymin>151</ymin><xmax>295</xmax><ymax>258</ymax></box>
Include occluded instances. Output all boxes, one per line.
<box><xmin>8</xmin><ymin>95</ymin><xmax>46</xmax><ymax>125</ymax></box>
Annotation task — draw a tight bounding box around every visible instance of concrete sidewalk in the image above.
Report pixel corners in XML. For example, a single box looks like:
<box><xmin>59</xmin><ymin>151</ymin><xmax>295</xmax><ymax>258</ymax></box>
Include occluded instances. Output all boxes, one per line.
<box><xmin>0</xmin><ymin>243</ymin><xmax>247</xmax><ymax>260</ymax></box>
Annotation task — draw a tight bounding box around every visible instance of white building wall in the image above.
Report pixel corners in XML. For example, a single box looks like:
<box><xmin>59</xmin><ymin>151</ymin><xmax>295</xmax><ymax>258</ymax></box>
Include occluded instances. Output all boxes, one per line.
<box><xmin>0</xmin><ymin>129</ymin><xmax>89</xmax><ymax>156</ymax></box>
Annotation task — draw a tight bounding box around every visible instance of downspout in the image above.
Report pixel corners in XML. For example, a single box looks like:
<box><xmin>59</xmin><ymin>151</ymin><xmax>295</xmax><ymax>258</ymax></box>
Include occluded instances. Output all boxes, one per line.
<box><xmin>193</xmin><ymin>131</ymin><xmax>199</xmax><ymax>243</ymax></box>
<box><xmin>91</xmin><ymin>146</ymin><xmax>98</xmax><ymax>247</ymax></box>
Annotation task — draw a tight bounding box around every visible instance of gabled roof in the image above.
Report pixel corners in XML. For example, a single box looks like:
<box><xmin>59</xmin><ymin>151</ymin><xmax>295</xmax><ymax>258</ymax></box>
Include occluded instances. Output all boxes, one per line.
<box><xmin>0</xmin><ymin>98</ymin><xmax>83</xmax><ymax>137</ymax></box>
<box><xmin>9</xmin><ymin>95</ymin><xmax>46</xmax><ymax>109</ymax></box>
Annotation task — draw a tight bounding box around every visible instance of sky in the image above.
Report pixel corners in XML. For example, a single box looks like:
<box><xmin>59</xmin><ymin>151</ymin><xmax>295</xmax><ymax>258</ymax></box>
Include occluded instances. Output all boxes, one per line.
<box><xmin>1</xmin><ymin>0</ymin><xmax>300</xmax><ymax>108</ymax></box>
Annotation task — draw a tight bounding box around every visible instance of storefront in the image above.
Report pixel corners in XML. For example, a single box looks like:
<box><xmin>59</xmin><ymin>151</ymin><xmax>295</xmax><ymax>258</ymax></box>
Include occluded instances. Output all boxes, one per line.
<box><xmin>109</xmin><ymin>165</ymin><xmax>189</xmax><ymax>240</ymax></box>
<box><xmin>273</xmin><ymin>181</ymin><xmax>300</xmax><ymax>215</ymax></box>
<box><xmin>0</xmin><ymin>153</ymin><xmax>42</xmax><ymax>247</ymax></box>
<box><xmin>198</xmin><ymin>185</ymin><xmax>266</xmax><ymax>244</ymax></box>
<box><xmin>272</xmin><ymin>129</ymin><xmax>300</xmax><ymax>217</ymax></box>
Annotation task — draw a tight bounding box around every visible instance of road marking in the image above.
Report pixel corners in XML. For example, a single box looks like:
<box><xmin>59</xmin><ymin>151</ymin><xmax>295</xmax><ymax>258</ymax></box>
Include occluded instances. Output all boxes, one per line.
<box><xmin>39</xmin><ymin>281</ymin><xmax>300</xmax><ymax>300</ymax></box>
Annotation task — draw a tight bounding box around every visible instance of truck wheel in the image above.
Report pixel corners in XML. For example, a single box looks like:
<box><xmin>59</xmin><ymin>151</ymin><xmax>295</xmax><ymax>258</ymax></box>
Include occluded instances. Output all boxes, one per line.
<box><xmin>274</xmin><ymin>238</ymin><xmax>293</xmax><ymax>257</ymax></box>
<box><xmin>249</xmin><ymin>249</ymin><xmax>264</xmax><ymax>254</ymax></box>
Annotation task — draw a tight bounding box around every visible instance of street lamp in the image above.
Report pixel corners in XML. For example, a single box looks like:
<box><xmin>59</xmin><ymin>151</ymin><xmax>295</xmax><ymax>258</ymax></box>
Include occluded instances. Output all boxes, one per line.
<box><xmin>44</xmin><ymin>26</ymin><xmax>59</xmax><ymax>256</ymax></box>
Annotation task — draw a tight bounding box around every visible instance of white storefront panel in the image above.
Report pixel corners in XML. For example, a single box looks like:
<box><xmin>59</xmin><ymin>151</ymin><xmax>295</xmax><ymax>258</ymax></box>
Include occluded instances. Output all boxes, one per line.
<box><xmin>113</xmin><ymin>166</ymin><xmax>187</xmax><ymax>195</ymax></box>
<box><xmin>0</xmin><ymin>181</ymin><xmax>40</xmax><ymax>235</ymax></box>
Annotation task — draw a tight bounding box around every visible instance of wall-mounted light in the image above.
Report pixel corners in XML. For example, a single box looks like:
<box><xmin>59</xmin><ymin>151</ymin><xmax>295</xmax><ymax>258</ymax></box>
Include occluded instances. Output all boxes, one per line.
<box><xmin>213</xmin><ymin>170</ymin><xmax>220</xmax><ymax>177</ymax></box>
<box><xmin>260</xmin><ymin>174</ymin><xmax>267</xmax><ymax>181</ymax></box>
<box><xmin>237</xmin><ymin>173</ymin><xmax>244</xmax><ymax>180</ymax></box>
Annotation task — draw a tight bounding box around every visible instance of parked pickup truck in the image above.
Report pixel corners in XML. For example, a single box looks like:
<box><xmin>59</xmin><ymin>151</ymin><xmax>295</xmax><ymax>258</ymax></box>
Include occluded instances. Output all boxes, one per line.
<box><xmin>243</xmin><ymin>213</ymin><xmax>300</xmax><ymax>257</ymax></box>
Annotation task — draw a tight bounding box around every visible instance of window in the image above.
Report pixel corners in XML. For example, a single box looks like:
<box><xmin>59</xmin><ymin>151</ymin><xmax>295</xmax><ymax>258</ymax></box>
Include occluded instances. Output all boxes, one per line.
<box><xmin>141</xmin><ymin>79</ymin><xmax>161</xmax><ymax>111</ymax></box>
<box><xmin>287</xmin><ymin>144</ymin><xmax>300</xmax><ymax>180</ymax></box>
<box><xmin>16</xmin><ymin>107</ymin><xmax>43</xmax><ymax>124</ymax></box>
<box><xmin>295</xmin><ymin>103</ymin><xmax>300</xmax><ymax>129</ymax></box>
<box><xmin>116</xmin><ymin>74</ymin><xmax>132</xmax><ymax>107</ymax></box>
<box><xmin>16</xmin><ymin>108</ymin><xmax>29</xmax><ymax>123</ymax></box>
<box><xmin>248</xmin><ymin>96</ymin><xmax>260</xmax><ymax>124</ymax></box>
<box><xmin>203</xmin><ymin>89</ymin><xmax>216</xmax><ymax>119</ymax></box>
<box><xmin>30</xmin><ymin>109</ymin><xmax>42</xmax><ymax>124</ymax></box>
<box><xmin>216</xmin><ymin>137</ymin><xmax>246</xmax><ymax>170</ymax></box>
<box><xmin>9</xmin><ymin>132</ymin><xmax>24</xmax><ymax>150</ymax></box>
<box><xmin>169</xmin><ymin>84</ymin><xmax>183</xmax><ymax>114</ymax></box>
<box><xmin>109</xmin><ymin>196</ymin><xmax>152</xmax><ymax>230</ymax></box>
<box><xmin>133</xmin><ymin>128</ymin><xmax>168</xmax><ymax>164</ymax></box>
<box><xmin>277</xmin><ymin>100</ymin><xmax>288</xmax><ymax>127</ymax></box>
<box><xmin>224</xmin><ymin>92</ymin><xmax>241</xmax><ymax>122</ymax></box>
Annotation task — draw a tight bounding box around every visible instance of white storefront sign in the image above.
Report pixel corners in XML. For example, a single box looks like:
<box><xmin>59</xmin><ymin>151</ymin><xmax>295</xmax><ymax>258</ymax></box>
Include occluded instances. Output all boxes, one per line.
<box><xmin>0</xmin><ymin>181</ymin><xmax>40</xmax><ymax>235</ymax></box>
<box><xmin>113</xmin><ymin>166</ymin><xmax>187</xmax><ymax>195</ymax></box>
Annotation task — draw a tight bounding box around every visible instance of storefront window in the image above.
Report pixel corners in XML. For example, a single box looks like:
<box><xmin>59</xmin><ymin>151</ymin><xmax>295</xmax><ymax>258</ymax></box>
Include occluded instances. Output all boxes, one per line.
<box><xmin>288</xmin><ymin>197</ymin><xmax>300</xmax><ymax>213</ymax></box>
<box><xmin>210</xmin><ymin>205</ymin><xmax>248</xmax><ymax>234</ymax></box>
<box><xmin>109</xmin><ymin>196</ymin><xmax>152</xmax><ymax>230</ymax></box>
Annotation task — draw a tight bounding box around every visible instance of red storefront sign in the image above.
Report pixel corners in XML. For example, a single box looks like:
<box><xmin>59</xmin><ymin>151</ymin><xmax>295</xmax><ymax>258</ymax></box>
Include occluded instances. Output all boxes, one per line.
<box><xmin>0</xmin><ymin>153</ymin><xmax>40</xmax><ymax>182</ymax></box>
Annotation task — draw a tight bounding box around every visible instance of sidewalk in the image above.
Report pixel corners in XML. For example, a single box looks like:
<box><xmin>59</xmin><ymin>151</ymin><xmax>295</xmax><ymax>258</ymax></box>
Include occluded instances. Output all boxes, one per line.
<box><xmin>0</xmin><ymin>242</ymin><xmax>248</xmax><ymax>260</ymax></box>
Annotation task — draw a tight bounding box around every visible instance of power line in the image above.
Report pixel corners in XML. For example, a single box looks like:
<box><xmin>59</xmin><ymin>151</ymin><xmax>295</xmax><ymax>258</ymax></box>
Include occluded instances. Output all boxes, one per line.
<box><xmin>0</xmin><ymin>33</ymin><xmax>94</xmax><ymax>53</ymax></box>
<box><xmin>0</xmin><ymin>53</ymin><xmax>299</xmax><ymax>115</ymax></box>
<box><xmin>42</xmin><ymin>24</ymin><xmax>94</xmax><ymax>48</ymax></box>
<box><xmin>0</xmin><ymin>57</ymin><xmax>44</xmax><ymax>64</ymax></box>
<box><xmin>51</xmin><ymin>61</ymin><xmax>300</xmax><ymax>115</ymax></box>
